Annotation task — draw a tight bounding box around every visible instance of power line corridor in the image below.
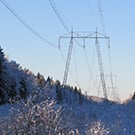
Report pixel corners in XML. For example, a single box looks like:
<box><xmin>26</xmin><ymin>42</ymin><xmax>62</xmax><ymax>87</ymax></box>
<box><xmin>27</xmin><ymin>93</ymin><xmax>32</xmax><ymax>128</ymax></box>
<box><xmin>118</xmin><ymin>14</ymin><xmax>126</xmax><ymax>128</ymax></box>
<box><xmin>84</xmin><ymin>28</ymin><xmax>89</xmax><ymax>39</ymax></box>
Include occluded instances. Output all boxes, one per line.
<box><xmin>0</xmin><ymin>0</ymin><xmax>118</xmax><ymax>100</ymax></box>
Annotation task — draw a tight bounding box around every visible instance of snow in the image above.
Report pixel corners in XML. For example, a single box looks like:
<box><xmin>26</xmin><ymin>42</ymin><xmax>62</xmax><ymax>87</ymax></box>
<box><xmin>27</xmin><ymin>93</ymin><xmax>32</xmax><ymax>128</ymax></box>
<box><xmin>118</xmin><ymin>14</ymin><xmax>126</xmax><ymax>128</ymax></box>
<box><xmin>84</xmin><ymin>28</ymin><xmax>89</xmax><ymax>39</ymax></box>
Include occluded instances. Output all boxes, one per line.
<box><xmin>0</xmin><ymin>103</ymin><xmax>18</xmax><ymax>117</ymax></box>
<box><xmin>0</xmin><ymin>46</ymin><xmax>135</xmax><ymax>134</ymax></box>
<box><xmin>0</xmin><ymin>85</ymin><xmax>135</xmax><ymax>134</ymax></box>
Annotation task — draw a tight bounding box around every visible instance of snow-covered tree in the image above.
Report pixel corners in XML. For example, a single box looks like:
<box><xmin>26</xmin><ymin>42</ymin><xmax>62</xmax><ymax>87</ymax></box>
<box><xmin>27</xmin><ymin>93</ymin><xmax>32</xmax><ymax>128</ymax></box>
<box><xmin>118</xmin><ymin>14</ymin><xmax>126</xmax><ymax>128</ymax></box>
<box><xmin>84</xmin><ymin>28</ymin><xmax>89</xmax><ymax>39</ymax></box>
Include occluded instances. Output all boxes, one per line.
<box><xmin>0</xmin><ymin>47</ymin><xmax>8</xmax><ymax>104</ymax></box>
<box><xmin>35</xmin><ymin>72</ymin><xmax>45</xmax><ymax>88</ymax></box>
<box><xmin>0</xmin><ymin>47</ymin><xmax>36</xmax><ymax>104</ymax></box>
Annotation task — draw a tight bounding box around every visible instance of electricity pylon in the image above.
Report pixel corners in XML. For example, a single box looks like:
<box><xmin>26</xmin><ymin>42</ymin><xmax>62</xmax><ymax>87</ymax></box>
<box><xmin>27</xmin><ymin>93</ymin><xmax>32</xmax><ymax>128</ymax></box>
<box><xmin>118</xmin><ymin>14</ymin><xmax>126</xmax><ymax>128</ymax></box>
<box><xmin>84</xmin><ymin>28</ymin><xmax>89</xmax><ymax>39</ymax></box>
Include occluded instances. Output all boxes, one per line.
<box><xmin>58</xmin><ymin>29</ymin><xmax>110</xmax><ymax>99</ymax></box>
<box><xmin>62</xmin><ymin>29</ymin><xmax>73</xmax><ymax>85</ymax></box>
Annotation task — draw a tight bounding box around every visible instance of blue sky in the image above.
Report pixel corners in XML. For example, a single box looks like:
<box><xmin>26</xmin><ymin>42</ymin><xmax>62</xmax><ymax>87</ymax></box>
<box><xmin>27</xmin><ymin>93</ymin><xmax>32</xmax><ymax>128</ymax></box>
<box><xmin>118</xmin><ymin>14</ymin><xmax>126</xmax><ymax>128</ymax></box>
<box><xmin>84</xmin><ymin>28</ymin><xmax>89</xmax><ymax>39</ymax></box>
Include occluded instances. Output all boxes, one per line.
<box><xmin>0</xmin><ymin>0</ymin><xmax>135</xmax><ymax>100</ymax></box>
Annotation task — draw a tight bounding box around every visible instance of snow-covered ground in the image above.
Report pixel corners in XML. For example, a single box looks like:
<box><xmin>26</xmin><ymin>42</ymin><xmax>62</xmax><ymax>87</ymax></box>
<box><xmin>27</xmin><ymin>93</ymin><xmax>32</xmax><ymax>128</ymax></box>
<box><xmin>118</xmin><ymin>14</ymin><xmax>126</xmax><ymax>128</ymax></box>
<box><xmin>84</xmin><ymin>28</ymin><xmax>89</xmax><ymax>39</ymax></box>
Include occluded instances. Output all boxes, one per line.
<box><xmin>0</xmin><ymin>104</ymin><xmax>13</xmax><ymax>117</ymax></box>
<box><xmin>0</xmin><ymin>103</ymin><xmax>21</xmax><ymax>117</ymax></box>
<box><xmin>0</xmin><ymin>84</ymin><xmax>135</xmax><ymax>135</ymax></box>
<box><xmin>1</xmin><ymin>45</ymin><xmax>135</xmax><ymax>134</ymax></box>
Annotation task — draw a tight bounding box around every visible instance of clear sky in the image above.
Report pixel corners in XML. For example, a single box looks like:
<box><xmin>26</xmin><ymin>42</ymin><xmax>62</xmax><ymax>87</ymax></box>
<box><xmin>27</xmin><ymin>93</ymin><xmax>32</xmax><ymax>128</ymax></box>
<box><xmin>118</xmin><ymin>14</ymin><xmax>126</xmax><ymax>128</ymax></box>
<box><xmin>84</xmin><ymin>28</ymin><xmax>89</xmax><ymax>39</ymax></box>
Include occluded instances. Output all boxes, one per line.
<box><xmin>0</xmin><ymin>0</ymin><xmax>135</xmax><ymax>100</ymax></box>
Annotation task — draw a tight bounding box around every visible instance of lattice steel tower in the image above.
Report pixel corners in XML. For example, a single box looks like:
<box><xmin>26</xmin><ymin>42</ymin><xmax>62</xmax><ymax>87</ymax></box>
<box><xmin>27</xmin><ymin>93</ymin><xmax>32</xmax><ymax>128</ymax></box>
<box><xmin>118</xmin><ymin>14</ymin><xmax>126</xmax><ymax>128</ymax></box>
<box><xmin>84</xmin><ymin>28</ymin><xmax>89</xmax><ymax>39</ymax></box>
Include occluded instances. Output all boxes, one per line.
<box><xmin>59</xmin><ymin>29</ymin><xmax>109</xmax><ymax>99</ymax></box>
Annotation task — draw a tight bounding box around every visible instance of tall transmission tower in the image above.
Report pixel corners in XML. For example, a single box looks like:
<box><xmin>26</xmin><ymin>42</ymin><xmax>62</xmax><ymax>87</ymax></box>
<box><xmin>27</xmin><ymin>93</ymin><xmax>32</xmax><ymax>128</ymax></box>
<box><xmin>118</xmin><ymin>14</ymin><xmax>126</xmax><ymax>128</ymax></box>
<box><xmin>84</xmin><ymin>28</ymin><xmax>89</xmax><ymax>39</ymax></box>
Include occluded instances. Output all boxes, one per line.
<box><xmin>59</xmin><ymin>29</ymin><xmax>109</xmax><ymax>99</ymax></box>
<box><xmin>95</xmin><ymin>30</ymin><xmax>107</xmax><ymax>98</ymax></box>
<box><xmin>61</xmin><ymin>29</ymin><xmax>73</xmax><ymax>85</ymax></box>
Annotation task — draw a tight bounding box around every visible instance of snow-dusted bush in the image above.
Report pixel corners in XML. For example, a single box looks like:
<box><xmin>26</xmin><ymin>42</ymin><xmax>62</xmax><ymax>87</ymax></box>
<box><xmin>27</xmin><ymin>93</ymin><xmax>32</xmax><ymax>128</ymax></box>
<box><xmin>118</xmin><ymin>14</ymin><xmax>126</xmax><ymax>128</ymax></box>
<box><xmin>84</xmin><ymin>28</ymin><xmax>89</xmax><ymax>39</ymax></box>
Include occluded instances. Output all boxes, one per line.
<box><xmin>0</xmin><ymin>98</ymin><xmax>62</xmax><ymax>134</ymax></box>
<box><xmin>0</xmin><ymin>86</ymin><xmax>79</xmax><ymax>135</ymax></box>
<box><xmin>0</xmin><ymin>86</ymin><xmax>110</xmax><ymax>135</ymax></box>
<box><xmin>86</xmin><ymin>121</ymin><xmax>110</xmax><ymax>135</ymax></box>
<box><xmin>0</xmin><ymin>75</ymin><xmax>135</xmax><ymax>134</ymax></box>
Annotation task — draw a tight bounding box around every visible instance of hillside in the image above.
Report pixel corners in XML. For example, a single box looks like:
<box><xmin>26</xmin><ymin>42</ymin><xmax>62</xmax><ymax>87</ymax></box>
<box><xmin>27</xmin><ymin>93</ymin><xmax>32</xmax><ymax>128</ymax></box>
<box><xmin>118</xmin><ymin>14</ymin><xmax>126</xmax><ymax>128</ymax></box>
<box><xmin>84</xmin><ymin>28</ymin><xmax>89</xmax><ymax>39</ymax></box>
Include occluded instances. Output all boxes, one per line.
<box><xmin>0</xmin><ymin>46</ymin><xmax>45</xmax><ymax>105</ymax></box>
<box><xmin>0</xmin><ymin>47</ymin><xmax>135</xmax><ymax>134</ymax></box>
<box><xmin>0</xmin><ymin>79</ymin><xmax>135</xmax><ymax>134</ymax></box>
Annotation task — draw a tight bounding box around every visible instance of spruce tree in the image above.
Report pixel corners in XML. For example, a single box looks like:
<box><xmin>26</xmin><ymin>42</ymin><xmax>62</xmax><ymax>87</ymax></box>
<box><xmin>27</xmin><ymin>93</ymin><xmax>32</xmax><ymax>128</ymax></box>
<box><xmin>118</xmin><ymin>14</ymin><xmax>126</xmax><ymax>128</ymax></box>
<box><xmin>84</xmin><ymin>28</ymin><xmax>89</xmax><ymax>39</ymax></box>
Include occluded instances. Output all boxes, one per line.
<box><xmin>0</xmin><ymin>47</ymin><xmax>8</xmax><ymax>104</ymax></box>
<box><xmin>36</xmin><ymin>72</ymin><xmax>45</xmax><ymax>88</ymax></box>
<box><xmin>19</xmin><ymin>77</ymin><xmax>28</xmax><ymax>99</ymax></box>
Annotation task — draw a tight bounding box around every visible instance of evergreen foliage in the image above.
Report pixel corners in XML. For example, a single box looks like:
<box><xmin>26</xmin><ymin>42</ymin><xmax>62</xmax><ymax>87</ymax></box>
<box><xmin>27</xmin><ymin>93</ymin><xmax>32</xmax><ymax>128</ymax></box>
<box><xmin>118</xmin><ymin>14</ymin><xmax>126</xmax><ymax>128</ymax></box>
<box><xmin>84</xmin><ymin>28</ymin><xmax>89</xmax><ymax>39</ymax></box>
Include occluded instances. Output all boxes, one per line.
<box><xmin>36</xmin><ymin>72</ymin><xmax>45</xmax><ymax>88</ymax></box>
<box><xmin>0</xmin><ymin>46</ymin><xmax>36</xmax><ymax>104</ymax></box>
<box><xmin>0</xmin><ymin>46</ymin><xmax>135</xmax><ymax>134</ymax></box>
<box><xmin>0</xmin><ymin>47</ymin><xmax>8</xmax><ymax>104</ymax></box>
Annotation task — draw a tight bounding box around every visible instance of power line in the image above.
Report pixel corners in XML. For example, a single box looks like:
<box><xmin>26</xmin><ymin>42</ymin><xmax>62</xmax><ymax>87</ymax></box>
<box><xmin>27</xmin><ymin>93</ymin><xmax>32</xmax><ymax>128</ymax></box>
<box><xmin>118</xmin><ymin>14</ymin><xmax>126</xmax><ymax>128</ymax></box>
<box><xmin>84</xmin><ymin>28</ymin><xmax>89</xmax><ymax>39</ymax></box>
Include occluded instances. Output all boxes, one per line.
<box><xmin>97</xmin><ymin>0</ymin><xmax>118</xmax><ymax>100</ymax></box>
<box><xmin>0</xmin><ymin>0</ymin><xmax>57</xmax><ymax>48</ymax></box>
<box><xmin>97</xmin><ymin>0</ymin><xmax>106</xmax><ymax>35</ymax></box>
<box><xmin>48</xmin><ymin>0</ymin><xmax>70</xmax><ymax>32</ymax></box>
<box><xmin>58</xmin><ymin>46</ymin><xmax>80</xmax><ymax>88</ymax></box>
<box><xmin>83</xmin><ymin>46</ymin><xmax>98</xmax><ymax>92</ymax></box>
<box><xmin>73</xmin><ymin>46</ymin><xmax>80</xmax><ymax>86</ymax></box>
<box><xmin>49</xmin><ymin>0</ymin><xmax>81</xmax><ymax>87</ymax></box>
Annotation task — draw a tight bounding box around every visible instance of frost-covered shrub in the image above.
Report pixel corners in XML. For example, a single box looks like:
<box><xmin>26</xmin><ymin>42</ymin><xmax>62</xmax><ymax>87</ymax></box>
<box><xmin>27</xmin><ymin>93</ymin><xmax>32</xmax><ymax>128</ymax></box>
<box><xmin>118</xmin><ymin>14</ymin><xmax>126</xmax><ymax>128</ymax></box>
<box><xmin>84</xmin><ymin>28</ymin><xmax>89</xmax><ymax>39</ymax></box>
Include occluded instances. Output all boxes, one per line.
<box><xmin>0</xmin><ymin>78</ymin><xmax>135</xmax><ymax>134</ymax></box>
<box><xmin>9</xmin><ymin>100</ymin><xmax>63</xmax><ymax>134</ymax></box>
<box><xmin>0</xmin><ymin>90</ymin><xmax>78</xmax><ymax>134</ymax></box>
<box><xmin>86</xmin><ymin>121</ymin><xmax>110</xmax><ymax>135</ymax></box>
